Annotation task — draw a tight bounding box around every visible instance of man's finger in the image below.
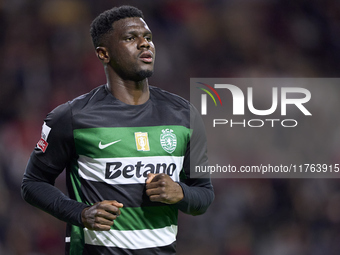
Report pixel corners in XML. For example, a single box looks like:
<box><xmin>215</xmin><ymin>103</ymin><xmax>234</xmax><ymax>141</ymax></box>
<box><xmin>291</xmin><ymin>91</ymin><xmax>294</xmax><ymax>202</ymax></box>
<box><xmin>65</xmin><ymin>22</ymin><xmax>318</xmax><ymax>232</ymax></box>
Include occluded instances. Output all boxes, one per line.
<box><xmin>145</xmin><ymin>181</ymin><xmax>161</xmax><ymax>190</ymax></box>
<box><xmin>149</xmin><ymin>195</ymin><xmax>161</xmax><ymax>202</ymax></box>
<box><xmin>91</xmin><ymin>223</ymin><xmax>112</xmax><ymax>231</ymax></box>
<box><xmin>146</xmin><ymin>173</ymin><xmax>157</xmax><ymax>184</ymax></box>
<box><xmin>98</xmin><ymin>203</ymin><xmax>123</xmax><ymax>215</ymax></box>
<box><xmin>149</xmin><ymin>194</ymin><xmax>168</xmax><ymax>203</ymax></box>
<box><xmin>100</xmin><ymin>200</ymin><xmax>124</xmax><ymax>208</ymax></box>
<box><xmin>146</xmin><ymin>187</ymin><xmax>163</xmax><ymax>197</ymax></box>
<box><xmin>110</xmin><ymin>200</ymin><xmax>124</xmax><ymax>208</ymax></box>
<box><xmin>97</xmin><ymin>209</ymin><xmax>120</xmax><ymax>220</ymax></box>
<box><xmin>94</xmin><ymin>214</ymin><xmax>115</xmax><ymax>225</ymax></box>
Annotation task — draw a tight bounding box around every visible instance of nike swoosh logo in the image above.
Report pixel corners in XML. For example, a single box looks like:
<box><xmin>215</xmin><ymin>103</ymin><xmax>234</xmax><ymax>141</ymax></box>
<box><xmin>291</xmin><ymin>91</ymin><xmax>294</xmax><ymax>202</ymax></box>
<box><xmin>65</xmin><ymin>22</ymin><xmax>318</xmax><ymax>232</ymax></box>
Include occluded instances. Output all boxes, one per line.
<box><xmin>98</xmin><ymin>140</ymin><xmax>121</xmax><ymax>149</ymax></box>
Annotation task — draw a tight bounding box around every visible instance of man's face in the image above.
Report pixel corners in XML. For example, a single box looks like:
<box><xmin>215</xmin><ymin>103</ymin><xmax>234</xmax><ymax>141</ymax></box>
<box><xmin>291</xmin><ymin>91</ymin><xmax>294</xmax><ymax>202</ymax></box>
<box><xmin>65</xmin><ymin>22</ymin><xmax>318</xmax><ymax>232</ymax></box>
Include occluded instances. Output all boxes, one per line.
<box><xmin>106</xmin><ymin>17</ymin><xmax>155</xmax><ymax>81</ymax></box>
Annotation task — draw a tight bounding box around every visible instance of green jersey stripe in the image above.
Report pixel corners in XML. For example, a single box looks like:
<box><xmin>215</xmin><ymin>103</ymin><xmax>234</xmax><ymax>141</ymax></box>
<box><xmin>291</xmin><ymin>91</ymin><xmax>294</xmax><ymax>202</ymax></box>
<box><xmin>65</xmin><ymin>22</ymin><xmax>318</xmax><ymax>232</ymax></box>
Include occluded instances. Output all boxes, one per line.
<box><xmin>69</xmin><ymin>162</ymin><xmax>85</xmax><ymax>254</ymax></box>
<box><xmin>113</xmin><ymin>205</ymin><xmax>178</xmax><ymax>231</ymax></box>
<box><xmin>73</xmin><ymin>126</ymin><xmax>190</xmax><ymax>158</ymax></box>
<box><xmin>84</xmin><ymin>225</ymin><xmax>178</xmax><ymax>250</ymax></box>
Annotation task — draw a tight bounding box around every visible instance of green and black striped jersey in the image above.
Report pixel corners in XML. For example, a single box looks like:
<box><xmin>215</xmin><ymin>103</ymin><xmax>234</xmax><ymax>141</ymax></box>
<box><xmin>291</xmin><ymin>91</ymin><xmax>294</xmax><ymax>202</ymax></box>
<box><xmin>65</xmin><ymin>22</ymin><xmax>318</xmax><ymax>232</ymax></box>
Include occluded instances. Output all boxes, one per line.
<box><xmin>22</xmin><ymin>85</ymin><xmax>214</xmax><ymax>255</ymax></box>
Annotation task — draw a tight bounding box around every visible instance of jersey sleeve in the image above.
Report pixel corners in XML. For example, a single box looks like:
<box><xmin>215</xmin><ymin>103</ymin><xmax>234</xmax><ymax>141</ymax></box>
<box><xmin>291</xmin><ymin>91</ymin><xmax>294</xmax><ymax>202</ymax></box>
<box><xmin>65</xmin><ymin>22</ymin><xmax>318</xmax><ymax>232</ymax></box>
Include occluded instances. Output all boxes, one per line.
<box><xmin>176</xmin><ymin>104</ymin><xmax>214</xmax><ymax>215</ymax></box>
<box><xmin>21</xmin><ymin>102</ymin><xmax>88</xmax><ymax>227</ymax></box>
<box><xmin>31</xmin><ymin>102</ymin><xmax>75</xmax><ymax>170</ymax></box>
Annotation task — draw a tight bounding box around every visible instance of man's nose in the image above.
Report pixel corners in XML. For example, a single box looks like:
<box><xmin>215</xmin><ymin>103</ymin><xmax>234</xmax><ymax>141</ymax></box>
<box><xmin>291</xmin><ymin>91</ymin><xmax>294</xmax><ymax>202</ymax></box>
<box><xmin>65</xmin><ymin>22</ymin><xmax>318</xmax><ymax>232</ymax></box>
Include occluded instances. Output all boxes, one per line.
<box><xmin>137</xmin><ymin>37</ymin><xmax>150</xmax><ymax>49</ymax></box>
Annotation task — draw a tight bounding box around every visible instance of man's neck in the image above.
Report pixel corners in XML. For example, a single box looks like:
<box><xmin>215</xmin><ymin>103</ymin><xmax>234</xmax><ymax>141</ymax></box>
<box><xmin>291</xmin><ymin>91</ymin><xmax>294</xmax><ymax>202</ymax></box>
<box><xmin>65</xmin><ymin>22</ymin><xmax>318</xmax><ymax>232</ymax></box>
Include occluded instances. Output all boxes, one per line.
<box><xmin>106</xmin><ymin>78</ymin><xmax>150</xmax><ymax>105</ymax></box>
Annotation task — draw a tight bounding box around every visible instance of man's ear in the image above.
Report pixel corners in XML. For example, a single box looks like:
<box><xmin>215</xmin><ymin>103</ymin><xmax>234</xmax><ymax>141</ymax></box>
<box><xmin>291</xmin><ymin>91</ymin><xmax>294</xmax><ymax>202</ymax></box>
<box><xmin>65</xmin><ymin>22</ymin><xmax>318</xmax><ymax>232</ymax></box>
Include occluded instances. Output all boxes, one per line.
<box><xmin>96</xmin><ymin>47</ymin><xmax>109</xmax><ymax>63</ymax></box>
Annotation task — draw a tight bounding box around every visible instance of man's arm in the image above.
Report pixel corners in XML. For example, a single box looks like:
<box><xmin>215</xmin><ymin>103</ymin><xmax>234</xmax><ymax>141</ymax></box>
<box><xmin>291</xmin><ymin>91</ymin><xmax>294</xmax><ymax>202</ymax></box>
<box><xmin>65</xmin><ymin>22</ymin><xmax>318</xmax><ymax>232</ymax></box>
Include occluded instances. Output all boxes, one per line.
<box><xmin>175</xmin><ymin>177</ymin><xmax>214</xmax><ymax>215</ymax></box>
<box><xmin>145</xmin><ymin>104</ymin><xmax>214</xmax><ymax>215</ymax></box>
<box><xmin>21</xmin><ymin>102</ymin><xmax>122</xmax><ymax>230</ymax></box>
<box><xmin>21</xmin><ymin>154</ymin><xmax>89</xmax><ymax>227</ymax></box>
<box><xmin>21</xmin><ymin>102</ymin><xmax>88</xmax><ymax>226</ymax></box>
<box><xmin>145</xmin><ymin>173</ymin><xmax>214</xmax><ymax>216</ymax></box>
<box><xmin>22</xmin><ymin>153</ymin><xmax>124</xmax><ymax>230</ymax></box>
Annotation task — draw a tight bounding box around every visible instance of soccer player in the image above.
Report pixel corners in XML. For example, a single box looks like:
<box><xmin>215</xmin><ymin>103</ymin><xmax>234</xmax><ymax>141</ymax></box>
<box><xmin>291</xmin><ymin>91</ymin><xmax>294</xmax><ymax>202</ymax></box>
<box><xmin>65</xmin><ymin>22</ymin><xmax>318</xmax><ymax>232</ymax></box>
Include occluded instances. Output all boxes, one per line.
<box><xmin>21</xmin><ymin>5</ymin><xmax>214</xmax><ymax>255</ymax></box>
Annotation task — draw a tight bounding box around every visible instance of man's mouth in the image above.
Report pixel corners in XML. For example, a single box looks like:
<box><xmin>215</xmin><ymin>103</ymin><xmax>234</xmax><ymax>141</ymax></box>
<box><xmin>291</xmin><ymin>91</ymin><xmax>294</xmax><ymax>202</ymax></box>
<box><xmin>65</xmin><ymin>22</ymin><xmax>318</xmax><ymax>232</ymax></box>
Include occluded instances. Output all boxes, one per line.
<box><xmin>139</xmin><ymin>51</ymin><xmax>153</xmax><ymax>63</ymax></box>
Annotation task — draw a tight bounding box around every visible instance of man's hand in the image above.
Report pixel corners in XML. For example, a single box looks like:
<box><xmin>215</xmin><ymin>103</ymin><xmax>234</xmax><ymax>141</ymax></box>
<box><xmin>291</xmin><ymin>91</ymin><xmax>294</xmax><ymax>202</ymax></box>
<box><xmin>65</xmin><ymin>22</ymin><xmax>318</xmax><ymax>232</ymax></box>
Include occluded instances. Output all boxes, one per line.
<box><xmin>81</xmin><ymin>200</ymin><xmax>123</xmax><ymax>231</ymax></box>
<box><xmin>145</xmin><ymin>173</ymin><xmax>184</xmax><ymax>204</ymax></box>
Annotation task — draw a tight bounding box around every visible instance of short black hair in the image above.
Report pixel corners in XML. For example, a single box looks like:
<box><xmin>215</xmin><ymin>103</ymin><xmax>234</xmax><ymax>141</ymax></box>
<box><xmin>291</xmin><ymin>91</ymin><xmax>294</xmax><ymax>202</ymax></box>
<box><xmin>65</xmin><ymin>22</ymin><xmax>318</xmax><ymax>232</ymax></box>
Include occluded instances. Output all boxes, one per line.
<box><xmin>90</xmin><ymin>5</ymin><xmax>144</xmax><ymax>47</ymax></box>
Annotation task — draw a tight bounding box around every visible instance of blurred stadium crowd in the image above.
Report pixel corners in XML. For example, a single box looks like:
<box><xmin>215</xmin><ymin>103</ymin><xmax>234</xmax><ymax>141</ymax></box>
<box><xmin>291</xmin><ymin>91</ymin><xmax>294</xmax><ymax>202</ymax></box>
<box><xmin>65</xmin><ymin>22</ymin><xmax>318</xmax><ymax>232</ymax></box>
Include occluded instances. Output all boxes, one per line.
<box><xmin>1</xmin><ymin>0</ymin><xmax>340</xmax><ymax>254</ymax></box>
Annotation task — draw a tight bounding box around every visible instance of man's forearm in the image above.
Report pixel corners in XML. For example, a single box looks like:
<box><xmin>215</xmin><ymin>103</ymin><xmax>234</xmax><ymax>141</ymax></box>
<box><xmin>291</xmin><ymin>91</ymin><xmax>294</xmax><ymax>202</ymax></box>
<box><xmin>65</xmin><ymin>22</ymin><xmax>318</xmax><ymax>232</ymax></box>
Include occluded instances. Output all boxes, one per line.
<box><xmin>176</xmin><ymin>180</ymin><xmax>214</xmax><ymax>215</ymax></box>
<box><xmin>21</xmin><ymin>157</ymin><xmax>88</xmax><ymax>227</ymax></box>
<box><xmin>21</xmin><ymin>178</ymin><xmax>88</xmax><ymax>227</ymax></box>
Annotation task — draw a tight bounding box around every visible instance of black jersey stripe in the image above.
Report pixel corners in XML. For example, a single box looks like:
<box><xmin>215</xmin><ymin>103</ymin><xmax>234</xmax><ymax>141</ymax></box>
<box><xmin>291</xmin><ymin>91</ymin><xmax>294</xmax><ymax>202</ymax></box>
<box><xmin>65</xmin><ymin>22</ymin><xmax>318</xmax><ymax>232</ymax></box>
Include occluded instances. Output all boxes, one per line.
<box><xmin>79</xmin><ymin>179</ymin><xmax>166</xmax><ymax>207</ymax></box>
<box><xmin>71</xmin><ymin>86</ymin><xmax>190</xmax><ymax>130</ymax></box>
<box><xmin>81</xmin><ymin>242</ymin><xmax>176</xmax><ymax>255</ymax></box>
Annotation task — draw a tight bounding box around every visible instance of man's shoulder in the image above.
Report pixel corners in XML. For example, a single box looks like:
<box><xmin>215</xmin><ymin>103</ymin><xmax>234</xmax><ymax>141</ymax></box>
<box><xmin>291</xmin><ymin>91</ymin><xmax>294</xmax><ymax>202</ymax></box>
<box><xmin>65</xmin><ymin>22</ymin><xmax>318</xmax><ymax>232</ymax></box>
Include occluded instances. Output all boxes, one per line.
<box><xmin>149</xmin><ymin>86</ymin><xmax>190</xmax><ymax>108</ymax></box>
<box><xmin>47</xmin><ymin>85</ymin><xmax>106</xmax><ymax>120</ymax></box>
<box><xmin>68</xmin><ymin>85</ymin><xmax>107</xmax><ymax>108</ymax></box>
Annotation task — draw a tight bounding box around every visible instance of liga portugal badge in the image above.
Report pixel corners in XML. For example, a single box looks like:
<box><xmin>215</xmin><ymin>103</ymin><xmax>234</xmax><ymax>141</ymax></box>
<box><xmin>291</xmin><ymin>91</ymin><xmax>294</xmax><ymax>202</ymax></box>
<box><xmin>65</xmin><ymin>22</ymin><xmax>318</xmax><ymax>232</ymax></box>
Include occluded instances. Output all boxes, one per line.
<box><xmin>135</xmin><ymin>132</ymin><xmax>150</xmax><ymax>151</ymax></box>
<box><xmin>37</xmin><ymin>122</ymin><xmax>51</xmax><ymax>153</ymax></box>
<box><xmin>160</xmin><ymin>129</ymin><xmax>177</xmax><ymax>154</ymax></box>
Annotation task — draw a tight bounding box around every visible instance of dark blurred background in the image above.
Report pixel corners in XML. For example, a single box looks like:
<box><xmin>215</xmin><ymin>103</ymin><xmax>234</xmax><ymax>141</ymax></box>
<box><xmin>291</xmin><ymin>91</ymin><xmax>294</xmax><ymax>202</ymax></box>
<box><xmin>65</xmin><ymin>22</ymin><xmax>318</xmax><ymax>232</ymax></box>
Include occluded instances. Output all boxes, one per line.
<box><xmin>1</xmin><ymin>0</ymin><xmax>340</xmax><ymax>254</ymax></box>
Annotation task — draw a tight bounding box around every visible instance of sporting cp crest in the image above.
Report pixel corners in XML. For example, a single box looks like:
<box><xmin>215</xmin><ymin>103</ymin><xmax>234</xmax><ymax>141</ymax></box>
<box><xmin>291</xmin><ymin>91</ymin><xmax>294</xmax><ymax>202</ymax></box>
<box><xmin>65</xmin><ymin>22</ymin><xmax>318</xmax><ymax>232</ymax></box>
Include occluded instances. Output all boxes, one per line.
<box><xmin>160</xmin><ymin>129</ymin><xmax>177</xmax><ymax>153</ymax></box>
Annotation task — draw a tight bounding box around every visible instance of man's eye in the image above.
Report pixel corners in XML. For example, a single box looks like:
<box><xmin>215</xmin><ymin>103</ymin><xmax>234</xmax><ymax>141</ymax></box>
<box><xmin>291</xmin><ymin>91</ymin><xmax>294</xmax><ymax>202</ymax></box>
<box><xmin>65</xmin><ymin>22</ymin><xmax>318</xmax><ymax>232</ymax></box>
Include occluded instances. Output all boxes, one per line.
<box><xmin>126</xmin><ymin>37</ymin><xmax>134</xmax><ymax>41</ymax></box>
<box><xmin>144</xmin><ymin>35</ymin><xmax>152</xmax><ymax>41</ymax></box>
